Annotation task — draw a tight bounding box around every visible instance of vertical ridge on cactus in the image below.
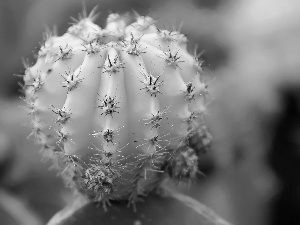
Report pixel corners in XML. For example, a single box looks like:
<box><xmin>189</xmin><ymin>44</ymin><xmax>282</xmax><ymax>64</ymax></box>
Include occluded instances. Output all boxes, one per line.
<box><xmin>22</xmin><ymin>8</ymin><xmax>212</xmax><ymax>205</ymax></box>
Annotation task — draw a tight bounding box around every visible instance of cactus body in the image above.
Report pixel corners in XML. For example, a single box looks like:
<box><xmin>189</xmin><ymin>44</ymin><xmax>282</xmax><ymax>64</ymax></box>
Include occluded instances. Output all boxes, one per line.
<box><xmin>23</xmin><ymin>10</ymin><xmax>211</xmax><ymax>204</ymax></box>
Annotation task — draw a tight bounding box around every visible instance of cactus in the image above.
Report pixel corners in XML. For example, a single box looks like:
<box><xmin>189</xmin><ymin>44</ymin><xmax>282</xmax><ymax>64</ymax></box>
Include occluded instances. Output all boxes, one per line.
<box><xmin>22</xmin><ymin>9</ymin><xmax>211</xmax><ymax>206</ymax></box>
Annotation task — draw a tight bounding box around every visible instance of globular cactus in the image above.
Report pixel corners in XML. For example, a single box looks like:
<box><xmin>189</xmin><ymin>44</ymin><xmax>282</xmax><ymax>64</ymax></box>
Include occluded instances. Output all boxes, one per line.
<box><xmin>22</xmin><ymin>8</ymin><xmax>211</xmax><ymax>206</ymax></box>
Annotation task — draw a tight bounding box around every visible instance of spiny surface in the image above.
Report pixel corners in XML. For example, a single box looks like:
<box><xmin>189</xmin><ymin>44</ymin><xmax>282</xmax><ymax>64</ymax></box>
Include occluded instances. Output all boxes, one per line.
<box><xmin>23</xmin><ymin>10</ymin><xmax>211</xmax><ymax>204</ymax></box>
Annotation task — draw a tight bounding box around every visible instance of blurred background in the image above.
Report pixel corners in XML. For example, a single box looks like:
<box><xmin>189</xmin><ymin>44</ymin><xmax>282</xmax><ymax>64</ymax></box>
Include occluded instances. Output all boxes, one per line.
<box><xmin>0</xmin><ymin>0</ymin><xmax>300</xmax><ymax>224</ymax></box>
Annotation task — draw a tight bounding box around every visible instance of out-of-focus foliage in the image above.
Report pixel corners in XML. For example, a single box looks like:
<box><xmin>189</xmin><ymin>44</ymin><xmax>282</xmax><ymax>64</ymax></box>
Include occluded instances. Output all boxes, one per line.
<box><xmin>0</xmin><ymin>0</ymin><xmax>300</xmax><ymax>224</ymax></box>
<box><xmin>208</xmin><ymin>1</ymin><xmax>300</xmax><ymax>225</ymax></box>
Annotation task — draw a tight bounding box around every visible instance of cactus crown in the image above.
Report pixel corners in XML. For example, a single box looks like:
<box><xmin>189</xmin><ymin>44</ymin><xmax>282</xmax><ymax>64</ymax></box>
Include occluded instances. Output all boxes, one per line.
<box><xmin>22</xmin><ymin>8</ymin><xmax>211</xmax><ymax>206</ymax></box>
